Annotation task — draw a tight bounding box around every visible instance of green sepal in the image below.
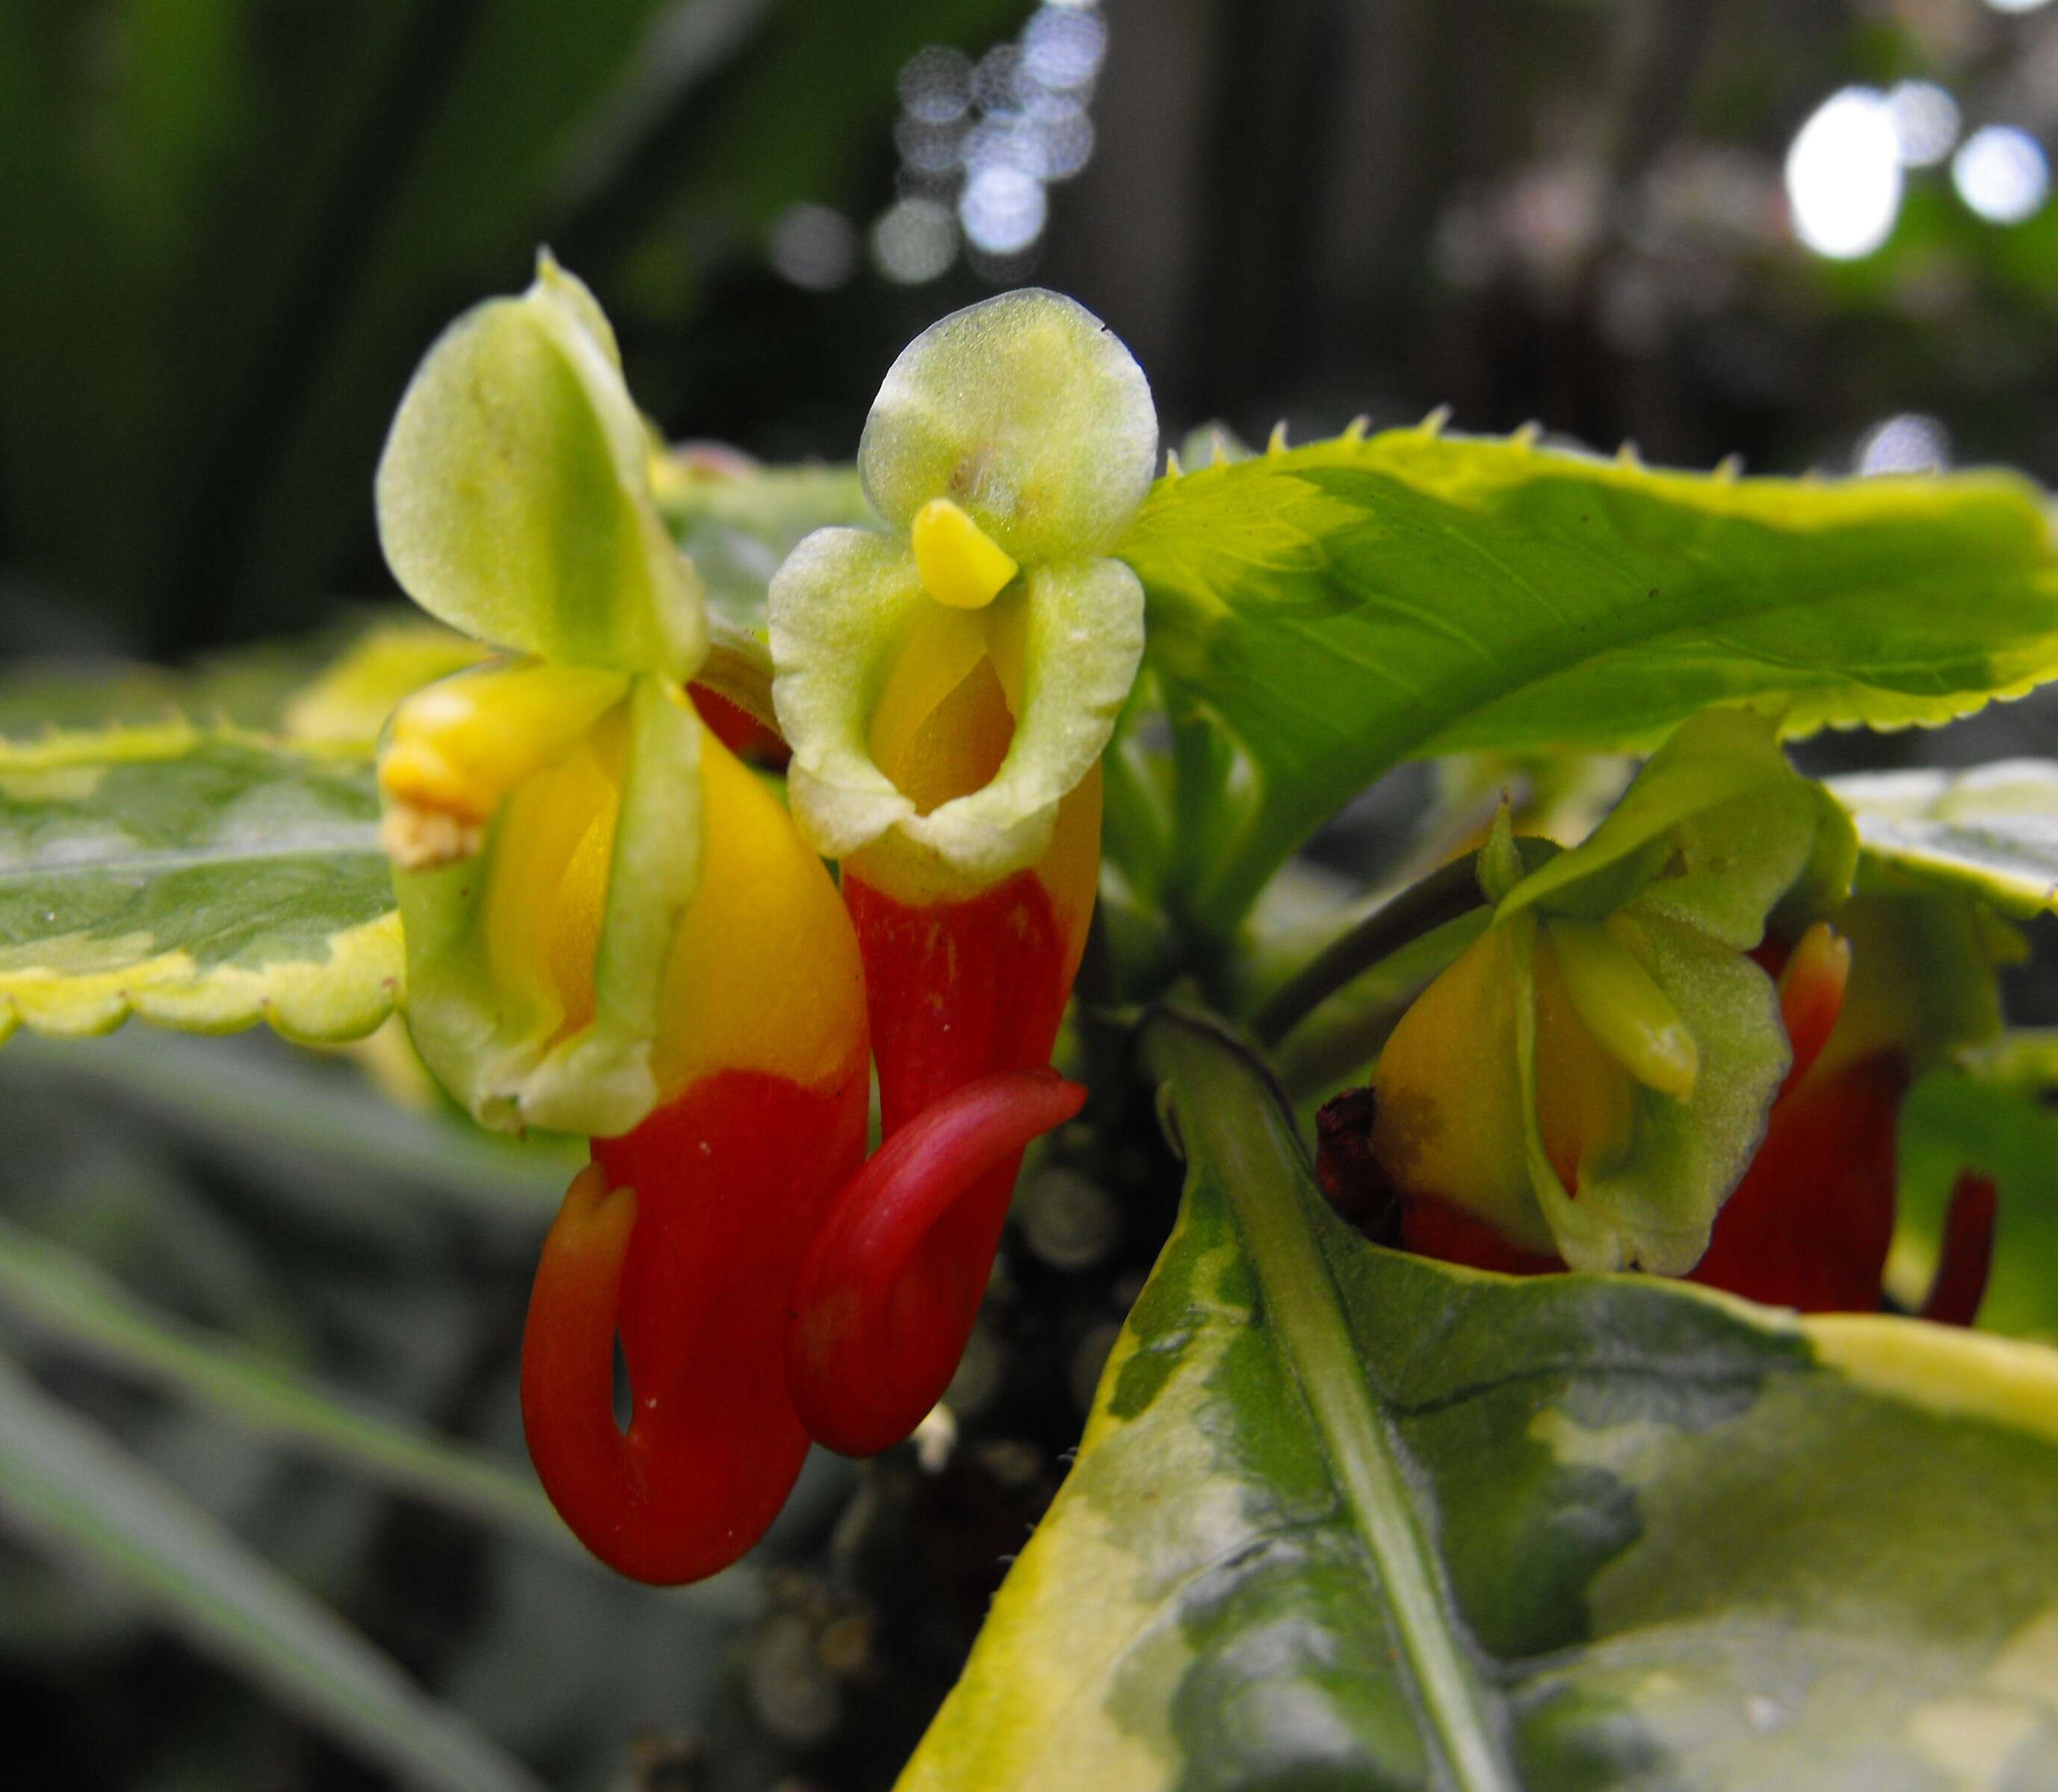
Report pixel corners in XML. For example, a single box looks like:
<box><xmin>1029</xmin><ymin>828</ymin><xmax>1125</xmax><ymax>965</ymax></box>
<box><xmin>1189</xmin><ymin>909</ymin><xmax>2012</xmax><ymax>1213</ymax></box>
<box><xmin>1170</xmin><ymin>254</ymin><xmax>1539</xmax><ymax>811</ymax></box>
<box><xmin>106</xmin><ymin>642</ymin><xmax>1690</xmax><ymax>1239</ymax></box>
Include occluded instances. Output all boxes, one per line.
<box><xmin>390</xmin><ymin>670</ymin><xmax>701</xmax><ymax>1137</ymax></box>
<box><xmin>1498</xmin><ymin>708</ymin><xmax>1829</xmax><ymax>938</ymax></box>
<box><xmin>374</xmin><ymin>253</ymin><xmax>706</xmax><ymax>681</ymax></box>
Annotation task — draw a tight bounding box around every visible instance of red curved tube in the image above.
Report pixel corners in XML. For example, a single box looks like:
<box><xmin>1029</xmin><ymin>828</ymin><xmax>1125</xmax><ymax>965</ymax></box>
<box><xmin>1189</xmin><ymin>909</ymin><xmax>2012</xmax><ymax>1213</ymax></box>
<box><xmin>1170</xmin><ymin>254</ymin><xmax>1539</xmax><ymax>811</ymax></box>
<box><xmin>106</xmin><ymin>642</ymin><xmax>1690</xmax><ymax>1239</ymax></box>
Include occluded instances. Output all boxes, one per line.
<box><xmin>788</xmin><ymin>1069</ymin><xmax>1087</xmax><ymax>1456</ymax></box>
<box><xmin>821</xmin><ymin>867</ymin><xmax>1081</xmax><ymax>1450</ymax></box>
<box><xmin>1685</xmin><ymin>1052</ymin><xmax>1906</xmax><ymax>1311</ymax></box>
<box><xmin>521</xmin><ymin>1061</ymin><xmax>867</xmax><ymax>1584</ymax></box>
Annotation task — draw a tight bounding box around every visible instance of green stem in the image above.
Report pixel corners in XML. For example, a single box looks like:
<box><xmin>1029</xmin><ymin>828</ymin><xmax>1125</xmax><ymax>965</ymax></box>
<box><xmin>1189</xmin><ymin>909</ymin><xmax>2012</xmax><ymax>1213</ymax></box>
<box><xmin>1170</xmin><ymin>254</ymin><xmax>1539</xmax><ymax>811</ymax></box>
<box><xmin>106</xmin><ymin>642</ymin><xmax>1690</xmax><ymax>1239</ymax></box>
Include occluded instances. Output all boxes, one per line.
<box><xmin>1145</xmin><ymin>1010</ymin><xmax>1515</xmax><ymax>1792</ymax></box>
<box><xmin>1251</xmin><ymin>839</ymin><xmax>1557</xmax><ymax>1048</ymax></box>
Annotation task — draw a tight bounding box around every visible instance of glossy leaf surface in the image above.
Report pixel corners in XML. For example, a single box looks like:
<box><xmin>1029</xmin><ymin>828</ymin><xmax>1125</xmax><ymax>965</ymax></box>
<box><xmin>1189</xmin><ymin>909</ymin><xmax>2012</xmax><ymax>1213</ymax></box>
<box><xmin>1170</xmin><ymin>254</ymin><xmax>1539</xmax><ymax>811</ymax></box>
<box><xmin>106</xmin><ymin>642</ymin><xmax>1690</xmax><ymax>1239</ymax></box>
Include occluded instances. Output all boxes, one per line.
<box><xmin>904</xmin><ymin>1011</ymin><xmax>2058</xmax><ymax>1791</ymax></box>
<box><xmin>1117</xmin><ymin>429</ymin><xmax>2058</xmax><ymax>932</ymax></box>
<box><xmin>0</xmin><ymin>725</ymin><xmax>398</xmax><ymax>1045</ymax></box>
<box><xmin>1833</xmin><ymin>760</ymin><xmax>2058</xmax><ymax>917</ymax></box>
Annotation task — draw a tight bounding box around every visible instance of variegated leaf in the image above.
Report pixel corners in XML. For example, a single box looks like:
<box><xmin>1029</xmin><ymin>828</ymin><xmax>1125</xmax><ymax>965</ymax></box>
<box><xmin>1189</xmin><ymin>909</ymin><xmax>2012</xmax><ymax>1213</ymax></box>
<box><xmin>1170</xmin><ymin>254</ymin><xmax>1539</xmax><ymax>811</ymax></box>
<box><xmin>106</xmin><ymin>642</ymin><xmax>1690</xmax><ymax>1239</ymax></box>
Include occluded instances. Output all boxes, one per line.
<box><xmin>0</xmin><ymin>725</ymin><xmax>398</xmax><ymax>1046</ymax></box>
<box><xmin>1119</xmin><ymin>427</ymin><xmax>2058</xmax><ymax>934</ymax></box>
<box><xmin>904</xmin><ymin>1012</ymin><xmax>2058</xmax><ymax>1791</ymax></box>
<box><xmin>1833</xmin><ymin>760</ymin><xmax>2058</xmax><ymax>917</ymax></box>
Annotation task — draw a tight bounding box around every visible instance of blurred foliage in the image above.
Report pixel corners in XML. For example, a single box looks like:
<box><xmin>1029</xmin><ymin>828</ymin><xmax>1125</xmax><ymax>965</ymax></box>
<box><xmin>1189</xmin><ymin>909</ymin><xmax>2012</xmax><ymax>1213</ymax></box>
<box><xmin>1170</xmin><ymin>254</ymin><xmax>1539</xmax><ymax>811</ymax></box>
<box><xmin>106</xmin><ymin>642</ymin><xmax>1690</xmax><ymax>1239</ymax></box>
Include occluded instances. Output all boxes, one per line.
<box><xmin>0</xmin><ymin>0</ymin><xmax>1021</xmax><ymax>659</ymax></box>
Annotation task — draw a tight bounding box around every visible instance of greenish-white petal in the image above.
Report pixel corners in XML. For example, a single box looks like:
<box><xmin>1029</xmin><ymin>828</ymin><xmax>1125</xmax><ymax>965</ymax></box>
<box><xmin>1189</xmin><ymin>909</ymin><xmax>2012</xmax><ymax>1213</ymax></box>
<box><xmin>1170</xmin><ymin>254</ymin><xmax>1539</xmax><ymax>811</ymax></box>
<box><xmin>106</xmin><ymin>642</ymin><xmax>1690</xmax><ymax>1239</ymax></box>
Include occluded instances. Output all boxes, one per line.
<box><xmin>374</xmin><ymin>256</ymin><xmax>705</xmax><ymax>679</ymax></box>
<box><xmin>777</xmin><ymin>538</ymin><xmax>1146</xmax><ymax>885</ymax></box>
<box><xmin>859</xmin><ymin>288</ymin><xmax>1158</xmax><ymax>562</ymax></box>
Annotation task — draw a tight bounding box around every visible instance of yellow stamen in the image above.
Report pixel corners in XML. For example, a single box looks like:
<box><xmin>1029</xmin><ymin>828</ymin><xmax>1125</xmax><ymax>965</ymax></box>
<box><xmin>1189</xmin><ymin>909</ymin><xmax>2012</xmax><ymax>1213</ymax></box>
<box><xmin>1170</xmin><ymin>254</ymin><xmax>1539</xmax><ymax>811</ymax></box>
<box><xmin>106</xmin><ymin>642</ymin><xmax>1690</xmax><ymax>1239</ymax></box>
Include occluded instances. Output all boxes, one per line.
<box><xmin>911</xmin><ymin>496</ymin><xmax>1019</xmax><ymax>611</ymax></box>
<box><xmin>1547</xmin><ymin>916</ymin><xmax>1699</xmax><ymax>1102</ymax></box>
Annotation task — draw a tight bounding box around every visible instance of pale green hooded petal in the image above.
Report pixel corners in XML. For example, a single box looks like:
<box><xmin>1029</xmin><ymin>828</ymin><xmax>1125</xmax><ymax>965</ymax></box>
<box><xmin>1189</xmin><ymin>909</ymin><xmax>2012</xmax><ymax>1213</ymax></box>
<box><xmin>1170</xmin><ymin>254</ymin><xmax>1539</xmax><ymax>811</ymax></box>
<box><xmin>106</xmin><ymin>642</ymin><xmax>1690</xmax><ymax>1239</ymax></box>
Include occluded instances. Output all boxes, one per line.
<box><xmin>899</xmin><ymin>557</ymin><xmax>1145</xmax><ymax>882</ymax></box>
<box><xmin>774</xmin><ymin>544</ymin><xmax>1147</xmax><ymax>885</ymax></box>
<box><xmin>772</xmin><ymin>288</ymin><xmax>1157</xmax><ymax>886</ymax></box>
<box><xmin>859</xmin><ymin>288</ymin><xmax>1158</xmax><ymax>563</ymax></box>
<box><xmin>375</xmin><ymin>254</ymin><xmax>705</xmax><ymax>680</ymax></box>
<box><xmin>391</xmin><ymin>672</ymin><xmax>702</xmax><ymax>1137</ymax></box>
<box><xmin>770</xmin><ymin>527</ymin><xmax>929</xmax><ymax>860</ymax></box>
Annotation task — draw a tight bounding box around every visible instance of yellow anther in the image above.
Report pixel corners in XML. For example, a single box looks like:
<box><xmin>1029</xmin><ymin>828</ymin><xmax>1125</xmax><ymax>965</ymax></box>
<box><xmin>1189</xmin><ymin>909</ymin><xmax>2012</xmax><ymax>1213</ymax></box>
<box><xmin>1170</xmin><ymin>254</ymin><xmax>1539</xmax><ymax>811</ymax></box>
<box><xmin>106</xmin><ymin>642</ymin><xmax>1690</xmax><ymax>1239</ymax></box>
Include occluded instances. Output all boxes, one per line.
<box><xmin>911</xmin><ymin>497</ymin><xmax>1019</xmax><ymax>611</ymax></box>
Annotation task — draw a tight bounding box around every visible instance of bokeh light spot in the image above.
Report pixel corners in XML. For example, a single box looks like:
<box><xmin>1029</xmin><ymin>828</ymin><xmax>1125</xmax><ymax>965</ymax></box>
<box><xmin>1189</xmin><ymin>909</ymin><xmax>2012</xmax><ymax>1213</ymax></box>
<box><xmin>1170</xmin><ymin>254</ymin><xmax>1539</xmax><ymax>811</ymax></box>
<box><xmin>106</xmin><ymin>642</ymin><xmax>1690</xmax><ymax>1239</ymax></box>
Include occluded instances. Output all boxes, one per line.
<box><xmin>1022</xmin><ymin>6</ymin><xmax>1107</xmax><ymax>91</ymax></box>
<box><xmin>1888</xmin><ymin>81</ymin><xmax>1960</xmax><ymax>169</ymax></box>
<box><xmin>1953</xmin><ymin>126</ymin><xmax>2050</xmax><ymax>224</ymax></box>
<box><xmin>871</xmin><ymin>199</ymin><xmax>958</xmax><ymax>284</ymax></box>
<box><xmin>898</xmin><ymin>46</ymin><xmax>971</xmax><ymax>123</ymax></box>
<box><xmin>1784</xmin><ymin>87</ymin><xmax>1903</xmax><ymax>260</ymax></box>
<box><xmin>1857</xmin><ymin>414</ymin><xmax>1950</xmax><ymax>475</ymax></box>
<box><xmin>960</xmin><ymin>165</ymin><xmax>1047</xmax><ymax>254</ymax></box>
<box><xmin>767</xmin><ymin>204</ymin><xmax>856</xmax><ymax>291</ymax></box>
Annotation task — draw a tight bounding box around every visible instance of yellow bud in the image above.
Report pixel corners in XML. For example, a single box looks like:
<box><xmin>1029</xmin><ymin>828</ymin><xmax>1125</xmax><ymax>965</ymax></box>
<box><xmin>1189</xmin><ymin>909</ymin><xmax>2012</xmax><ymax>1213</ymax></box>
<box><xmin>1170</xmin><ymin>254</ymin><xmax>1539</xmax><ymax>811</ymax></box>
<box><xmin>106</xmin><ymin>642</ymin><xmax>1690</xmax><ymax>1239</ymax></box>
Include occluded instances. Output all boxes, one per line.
<box><xmin>911</xmin><ymin>496</ymin><xmax>1019</xmax><ymax>610</ymax></box>
<box><xmin>1546</xmin><ymin>916</ymin><xmax>1699</xmax><ymax>1101</ymax></box>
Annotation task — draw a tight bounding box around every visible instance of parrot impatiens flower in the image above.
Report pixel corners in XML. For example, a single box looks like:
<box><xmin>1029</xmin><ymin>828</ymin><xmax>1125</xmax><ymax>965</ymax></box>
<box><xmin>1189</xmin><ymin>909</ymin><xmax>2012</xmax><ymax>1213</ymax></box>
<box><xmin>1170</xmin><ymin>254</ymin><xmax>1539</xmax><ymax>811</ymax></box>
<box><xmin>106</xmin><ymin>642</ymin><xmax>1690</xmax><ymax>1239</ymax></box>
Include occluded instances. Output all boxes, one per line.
<box><xmin>1348</xmin><ymin>709</ymin><xmax>1859</xmax><ymax>1276</ymax></box>
<box><xmin>1318</xmin><ymin>714</ymin><xmax>2006</xmax><ymax>1322</ymax></box>
<box><xmin>770</xmin><ymin>290</ymin><xmax>1155</xmax><ymax>1453</ymax></box>
<box><xmin>374</xmin><ymin>261</ymin><xmax>1093</xmax><ymax>1581</ymax></box>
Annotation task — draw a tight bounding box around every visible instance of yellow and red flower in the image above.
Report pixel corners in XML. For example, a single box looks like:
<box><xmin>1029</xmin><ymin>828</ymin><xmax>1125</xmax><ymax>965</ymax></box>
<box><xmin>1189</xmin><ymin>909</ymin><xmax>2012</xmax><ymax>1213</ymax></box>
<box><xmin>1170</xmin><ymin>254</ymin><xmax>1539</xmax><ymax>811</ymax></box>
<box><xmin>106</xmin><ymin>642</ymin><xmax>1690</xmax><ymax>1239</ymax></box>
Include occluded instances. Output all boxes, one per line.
<box><xmin>373</xmin><ymin>265</ymin><xmax>1146</xmax><ymax>1580</ymax></box>
<box><xmin>770</xmin><ymin>291</ymin><xmax>1156</xmax><ymax>1453</ymax></box>
<box><xmin>1319</xmin><ymin>717</ymin><xmax>2006</xmax><ymax>1322</ymax></box>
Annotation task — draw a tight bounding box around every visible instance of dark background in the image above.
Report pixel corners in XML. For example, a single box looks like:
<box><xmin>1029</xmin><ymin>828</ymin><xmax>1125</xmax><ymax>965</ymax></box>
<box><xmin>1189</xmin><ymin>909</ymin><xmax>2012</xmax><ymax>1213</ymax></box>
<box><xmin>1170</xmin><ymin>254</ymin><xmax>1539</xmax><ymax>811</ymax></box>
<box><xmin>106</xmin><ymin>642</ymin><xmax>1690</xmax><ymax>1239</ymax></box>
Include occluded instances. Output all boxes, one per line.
<box><xmin>4</xmin><ymin>2</ymin><xmax>2058</xmax><ymax>1788</ymax></box>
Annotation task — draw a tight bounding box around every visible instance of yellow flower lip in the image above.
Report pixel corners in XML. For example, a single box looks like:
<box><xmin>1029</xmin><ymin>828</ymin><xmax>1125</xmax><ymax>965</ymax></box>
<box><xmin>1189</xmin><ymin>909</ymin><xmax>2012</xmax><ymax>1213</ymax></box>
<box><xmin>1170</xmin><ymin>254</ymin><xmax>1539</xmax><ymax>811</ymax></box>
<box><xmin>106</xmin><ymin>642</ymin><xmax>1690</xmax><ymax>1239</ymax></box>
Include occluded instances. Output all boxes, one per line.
<box><xmin>911</xmin><ymin>496</ymin><xmax>1019</xmax><ymax>610</ymax></box>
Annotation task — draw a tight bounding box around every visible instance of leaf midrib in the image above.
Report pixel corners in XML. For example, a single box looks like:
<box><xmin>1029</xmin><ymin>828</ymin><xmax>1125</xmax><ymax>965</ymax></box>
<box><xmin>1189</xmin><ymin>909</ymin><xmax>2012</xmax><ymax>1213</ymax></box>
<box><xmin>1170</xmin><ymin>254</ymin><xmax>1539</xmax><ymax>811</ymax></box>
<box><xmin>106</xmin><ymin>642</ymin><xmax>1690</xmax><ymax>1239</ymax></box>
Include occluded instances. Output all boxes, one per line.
<box><xmin>1147</xmin><ymin>1012</ymin><xmax>1515</xmax><ymax>1792</ymax></box>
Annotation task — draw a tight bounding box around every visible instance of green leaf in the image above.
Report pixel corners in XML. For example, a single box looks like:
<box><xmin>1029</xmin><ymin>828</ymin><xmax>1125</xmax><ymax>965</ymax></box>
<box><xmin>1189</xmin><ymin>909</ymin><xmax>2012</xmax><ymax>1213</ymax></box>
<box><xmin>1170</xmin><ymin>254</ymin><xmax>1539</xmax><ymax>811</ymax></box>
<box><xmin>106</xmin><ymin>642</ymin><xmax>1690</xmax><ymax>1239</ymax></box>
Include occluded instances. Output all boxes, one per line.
<box><xmin>1118</xmin><ymin>427</ymin><xmax>2058</xmax><ymax>934</ymax></box>
<box><xmin>0</xmin><ymin>1349</ymin><xmax>545</xmax><ymax>1792</ymax></box>
<box><xmin>0</xmin><ymin>1027</ymin><xmax>570</xmax><ymax>1229</ymax></box>
<box><xmin>0</xmin><ymin>724</ymin><xmax>399</xmax><ymax>1046</ymax></box>
<box><xmin>905</xmin><ymin>1010</ymin><xmax>2058</xmax><ymax>1791</ymax></box>
<box><xmin>659</xmin><ymin>457</ymin><xmax>868</xmax><ymax>725</ymax></box>
<box><xmin>1832</xmin><ymin>760</ymin><xmax>2058</xmax><ymax>918</ymax></box>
